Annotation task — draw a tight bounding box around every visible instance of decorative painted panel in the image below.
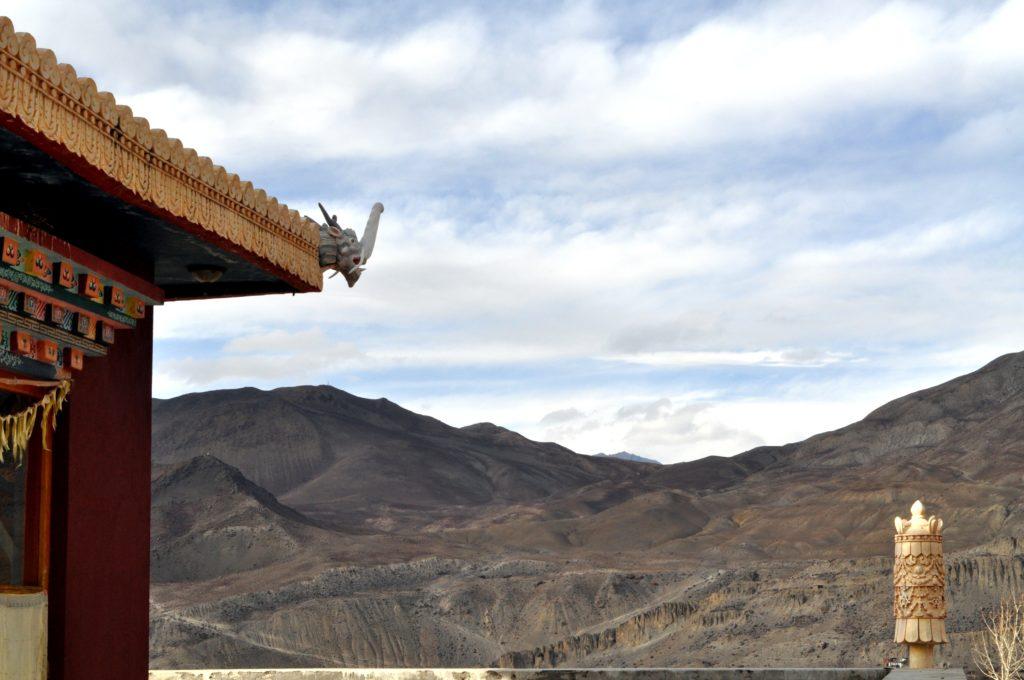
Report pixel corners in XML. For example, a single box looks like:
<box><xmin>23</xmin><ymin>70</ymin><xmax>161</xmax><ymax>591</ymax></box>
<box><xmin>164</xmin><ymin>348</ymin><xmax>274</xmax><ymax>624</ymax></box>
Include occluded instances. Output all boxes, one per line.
<box><xmin>0</xmin><ymin>224</ymin><xmax>159</xmax><ymax>379</ymax></box>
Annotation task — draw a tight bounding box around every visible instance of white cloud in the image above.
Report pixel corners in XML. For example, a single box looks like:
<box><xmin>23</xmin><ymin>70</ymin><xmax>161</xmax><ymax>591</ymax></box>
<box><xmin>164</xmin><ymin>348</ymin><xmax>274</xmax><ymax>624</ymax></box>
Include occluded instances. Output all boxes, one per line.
<box><xmin>608</xmin><ymin>349</ymin><xmax>853</xmax><ymax>369</ymax></box>
<box><xmin>783</xmin><ymin>211</ymin><xmax>1013</xmax><ymax>268</ymax></box>
<box><xmin>7</xmin><ymin>1</ymin><xmax>1023</xmax><ymax>460</ymax></box>
<box><xmin>155</xmin><ymin>327</ymin><xmax>365</xmax><ymax>392</ymax></box>
<box><xmin>525</xmin><ymin>393</ymin><xmax>864</xmax><ymax>463</ymax></box>
<box><xmin>618</xmin><ymin>401</ymin><xmax>765</xmax><ymax>461</ymax></box>
<box><xmin>8</xmin><ymin>0</ymin><xmax>1024</xmax><ymax>164</ymax></box>
<box><xmin>941</xmin><ymin>106</ymin><xmax>1024</xmax><ymax>157</ymax></box>
<box><xmin>538</xmin><ymin>407</ymin><xmax>587</xmax><ymax>426</ymax></box>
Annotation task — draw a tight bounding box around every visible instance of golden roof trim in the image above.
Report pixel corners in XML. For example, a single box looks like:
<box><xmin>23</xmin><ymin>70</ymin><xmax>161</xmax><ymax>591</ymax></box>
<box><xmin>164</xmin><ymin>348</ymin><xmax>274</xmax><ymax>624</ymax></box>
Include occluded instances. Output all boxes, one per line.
<box><xmin>0</xmin><ymin>17</ymin><xmax>322</xmax><ymax>291</ymax></box>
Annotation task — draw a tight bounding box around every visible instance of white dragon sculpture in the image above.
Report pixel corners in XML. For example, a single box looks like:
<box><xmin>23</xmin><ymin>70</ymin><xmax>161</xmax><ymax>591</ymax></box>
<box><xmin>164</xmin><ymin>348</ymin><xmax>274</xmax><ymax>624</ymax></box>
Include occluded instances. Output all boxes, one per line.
<box><xmin>316</xmin><ymin>202</ymin><xmax>384</xmax><ymax>287</ymax></box>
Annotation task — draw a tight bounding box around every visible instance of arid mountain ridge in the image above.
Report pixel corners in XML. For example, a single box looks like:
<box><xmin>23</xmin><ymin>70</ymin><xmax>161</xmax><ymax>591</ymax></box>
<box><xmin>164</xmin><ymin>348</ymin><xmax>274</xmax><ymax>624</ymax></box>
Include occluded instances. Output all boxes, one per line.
<box><xmin>595</xmin><ymin>452</ymin><xmax>662</xmax><ymax>465</ymax></box>
<box><xmin>149</xmin><ymin>350</ymin><xmax>1024</xmax><ymax>669</ymax></box>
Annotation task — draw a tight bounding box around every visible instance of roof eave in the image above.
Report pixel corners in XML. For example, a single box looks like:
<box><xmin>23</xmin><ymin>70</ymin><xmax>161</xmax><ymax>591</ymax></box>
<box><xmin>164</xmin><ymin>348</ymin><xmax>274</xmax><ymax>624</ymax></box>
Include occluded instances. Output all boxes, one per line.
<box><xmin>0</xmin><ymin>17</ymin><xmax>323</xmax><ymax>296</ymax></box>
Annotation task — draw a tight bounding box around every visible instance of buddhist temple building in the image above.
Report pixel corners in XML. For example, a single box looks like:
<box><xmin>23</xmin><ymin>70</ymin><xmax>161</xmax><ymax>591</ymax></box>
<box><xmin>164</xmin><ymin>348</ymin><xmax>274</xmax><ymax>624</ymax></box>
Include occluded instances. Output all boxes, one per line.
<box><xmin>0</xmin><ymin>17</ymin><xmax>327</xmax><ymax>678</ymax></box>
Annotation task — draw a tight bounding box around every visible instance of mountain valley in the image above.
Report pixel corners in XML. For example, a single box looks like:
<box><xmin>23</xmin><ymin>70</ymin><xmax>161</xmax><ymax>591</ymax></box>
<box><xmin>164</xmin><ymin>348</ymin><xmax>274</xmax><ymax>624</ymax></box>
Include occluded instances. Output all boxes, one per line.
<box><xmin>149</xmin><ymin>351</ymin><xmax>1024</xmax><ymax>669</ymax></box>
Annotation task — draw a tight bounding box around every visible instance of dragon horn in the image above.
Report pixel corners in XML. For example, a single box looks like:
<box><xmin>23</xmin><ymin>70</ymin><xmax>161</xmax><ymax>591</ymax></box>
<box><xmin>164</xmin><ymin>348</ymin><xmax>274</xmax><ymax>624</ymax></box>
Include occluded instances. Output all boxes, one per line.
<box><xmin>318</xmin><ymin>202</ymin><xmax>340</xmax><ymax>228</ymax></box>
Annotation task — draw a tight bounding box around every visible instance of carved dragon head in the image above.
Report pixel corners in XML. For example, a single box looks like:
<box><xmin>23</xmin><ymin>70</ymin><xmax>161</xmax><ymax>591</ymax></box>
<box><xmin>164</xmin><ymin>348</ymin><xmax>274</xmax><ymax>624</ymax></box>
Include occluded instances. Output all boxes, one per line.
<box><xmin>317</xmin><ymin>202</ymin><xmax>384</xmax><ymax>287</ymax></box>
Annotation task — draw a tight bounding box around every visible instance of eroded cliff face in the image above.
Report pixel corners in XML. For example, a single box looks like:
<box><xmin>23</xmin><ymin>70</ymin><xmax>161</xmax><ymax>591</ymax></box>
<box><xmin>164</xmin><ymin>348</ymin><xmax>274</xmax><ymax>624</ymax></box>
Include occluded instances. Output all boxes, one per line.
<box><xmin>152</xmin><ymin>560</ymin><xmax>691</xmax><ymax>668</ymax></box>
<box><xmin>494</xmin><ymin>549</ymin><xmax>1024</xmax><ymax>670</ymax></box>
<box><xmin>498</xmin><ymin>601</ymin><xmax>699</xmax><ymax>668</ymax></box>
<box><xmin>150</xmin><ymin>545</ymin><xmax>1024</xmax><ymax>670</ymax></box>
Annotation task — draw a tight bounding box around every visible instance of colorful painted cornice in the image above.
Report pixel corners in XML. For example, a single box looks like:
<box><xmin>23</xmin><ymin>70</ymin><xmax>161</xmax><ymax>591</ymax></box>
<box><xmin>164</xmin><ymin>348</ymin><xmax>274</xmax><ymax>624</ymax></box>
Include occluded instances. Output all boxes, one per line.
<box><xmin>0</xmin><ymin>16</ymin><xmax>322</xmax><ymax>291</ymax></box>
<box><xmin>0</xmin><ymin>213</ymin><xmax>164</xmax><ymax>379</ymax></box>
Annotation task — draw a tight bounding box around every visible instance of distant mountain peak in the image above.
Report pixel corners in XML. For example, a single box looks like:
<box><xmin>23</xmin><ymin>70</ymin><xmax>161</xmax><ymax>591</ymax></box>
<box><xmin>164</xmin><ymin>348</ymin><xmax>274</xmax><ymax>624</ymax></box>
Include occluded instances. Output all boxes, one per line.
<box><xmin>595</xmin><ymin>451</ymin><xmax>662</xmax><ymax>465</ymax></box>
<box><xmin>460</xmin><ymin>421</ymin><xmax>535</xmax><ymax>444</ymax></box>
<box><xmin>461</xmin><ymin>422</ymin><xmax>510</xmax><ymax>435</ymax></box>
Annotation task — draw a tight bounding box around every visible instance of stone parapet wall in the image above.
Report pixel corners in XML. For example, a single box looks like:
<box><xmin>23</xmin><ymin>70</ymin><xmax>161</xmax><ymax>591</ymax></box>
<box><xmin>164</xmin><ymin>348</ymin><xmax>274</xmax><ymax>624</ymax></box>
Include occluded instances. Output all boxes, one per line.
<box><xmin>149</xmin><ymin>668</ymin><xmax>892</xmax><ymax>680</ymax></box>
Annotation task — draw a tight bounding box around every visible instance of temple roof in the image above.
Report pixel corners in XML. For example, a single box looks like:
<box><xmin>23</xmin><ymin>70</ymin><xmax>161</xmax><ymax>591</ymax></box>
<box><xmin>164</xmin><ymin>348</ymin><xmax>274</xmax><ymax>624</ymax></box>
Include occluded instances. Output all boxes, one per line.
<box><xmin>0</xmin><ymin>17</ymin><xmax>322</xmax><ymax>298</ymax></box>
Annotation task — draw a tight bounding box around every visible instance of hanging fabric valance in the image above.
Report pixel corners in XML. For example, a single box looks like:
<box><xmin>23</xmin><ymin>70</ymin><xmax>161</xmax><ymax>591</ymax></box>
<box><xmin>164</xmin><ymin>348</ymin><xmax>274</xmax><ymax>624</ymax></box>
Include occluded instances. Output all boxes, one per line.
<box><xmin>0</xmin><ymin>380</ymin><xmax>70</xmax><ymax>464</ymax></box>
<box><xmin>0</xmin><ymin>589</ymin><xmax>47</xmax><ymax>680</ymax></box>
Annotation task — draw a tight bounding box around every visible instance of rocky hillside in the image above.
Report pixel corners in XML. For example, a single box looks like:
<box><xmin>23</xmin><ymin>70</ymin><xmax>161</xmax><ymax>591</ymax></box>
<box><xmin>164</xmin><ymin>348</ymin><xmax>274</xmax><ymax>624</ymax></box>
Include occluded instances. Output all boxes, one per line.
<box><xmin>151</xmin><ymin>455</ymin><xmax>327</xmax><ymax>583</ymax></box>
<box><xmin>149</xmin><ymin>351</ymin><xmax>1024</xmax><ymax>670</ymax></box>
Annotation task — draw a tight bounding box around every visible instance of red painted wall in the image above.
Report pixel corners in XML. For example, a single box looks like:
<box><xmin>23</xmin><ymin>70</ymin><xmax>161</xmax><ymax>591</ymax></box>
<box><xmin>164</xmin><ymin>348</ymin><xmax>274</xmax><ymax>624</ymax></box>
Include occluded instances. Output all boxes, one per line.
<box><xmin>48</xmin><ymin>315</ymin><xmax>153</xmax><ymax>679</ymax></box>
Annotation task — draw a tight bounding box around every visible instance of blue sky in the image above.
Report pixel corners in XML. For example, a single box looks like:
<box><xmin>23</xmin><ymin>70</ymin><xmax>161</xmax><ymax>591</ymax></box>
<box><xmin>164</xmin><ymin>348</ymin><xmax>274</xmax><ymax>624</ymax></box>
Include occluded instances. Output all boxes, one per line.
<box><xmin>6</xmin><ymin>1</ymin><xmax>1024</xmax><ymax>462</ymax></box>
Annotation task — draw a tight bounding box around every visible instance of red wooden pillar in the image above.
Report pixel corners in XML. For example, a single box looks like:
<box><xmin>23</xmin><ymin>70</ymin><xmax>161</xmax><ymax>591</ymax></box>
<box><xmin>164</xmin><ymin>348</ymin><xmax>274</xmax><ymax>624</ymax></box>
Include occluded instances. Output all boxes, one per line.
<box><xmin>48</xmin><ymin>315</ymin><xmax>153</xmax><ymax>679</ymax></box>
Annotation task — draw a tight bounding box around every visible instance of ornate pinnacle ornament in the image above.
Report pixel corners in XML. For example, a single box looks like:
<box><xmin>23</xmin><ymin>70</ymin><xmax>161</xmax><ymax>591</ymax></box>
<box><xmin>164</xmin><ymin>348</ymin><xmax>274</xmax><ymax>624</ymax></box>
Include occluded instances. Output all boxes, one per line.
<box><xmin>894</xmin><ymin>499</ymin><xmax>947</xmax><ymax>669</ymax></box>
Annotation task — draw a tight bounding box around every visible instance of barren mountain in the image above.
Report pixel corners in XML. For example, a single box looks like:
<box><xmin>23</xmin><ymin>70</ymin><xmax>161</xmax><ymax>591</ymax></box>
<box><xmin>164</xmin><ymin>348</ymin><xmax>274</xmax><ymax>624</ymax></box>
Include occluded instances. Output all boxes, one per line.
<box><xmin>153</xmin><ymin>386</ymin><xmax>644</xmax><ymax>529</ymax></box>
<box><xmin>149</xmin><ymin>351</ymin><xmax>1024</xmax><ymax>670</ymax></box>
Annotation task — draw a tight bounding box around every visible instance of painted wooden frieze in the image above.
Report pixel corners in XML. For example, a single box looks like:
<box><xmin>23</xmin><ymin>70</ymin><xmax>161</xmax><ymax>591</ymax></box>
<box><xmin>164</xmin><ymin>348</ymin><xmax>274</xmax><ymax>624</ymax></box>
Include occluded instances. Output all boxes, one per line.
<box><xmin>0</xmin><ymin>222</ymin><xmax>160</xmax><ymax>379</ymax></box>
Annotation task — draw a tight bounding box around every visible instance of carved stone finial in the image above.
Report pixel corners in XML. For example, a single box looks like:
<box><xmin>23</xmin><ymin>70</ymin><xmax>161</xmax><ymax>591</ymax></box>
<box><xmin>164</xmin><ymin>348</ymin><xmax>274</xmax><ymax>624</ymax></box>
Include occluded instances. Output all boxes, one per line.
<box><xmin>895</xmin><ymin>499</ymin><xmax>943</xmax><ymax>536</ymax></box>
<box><xmin>894</xmin><ymin>499</ymin><xmax>947</xmax><ymax>669</ymax></box>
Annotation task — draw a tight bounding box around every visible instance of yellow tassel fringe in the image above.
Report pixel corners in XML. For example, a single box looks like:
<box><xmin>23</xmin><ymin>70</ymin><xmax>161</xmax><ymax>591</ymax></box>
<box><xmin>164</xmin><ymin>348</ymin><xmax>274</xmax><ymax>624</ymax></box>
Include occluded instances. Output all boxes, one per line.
<box><xmin>0</xmin><ymin>380</ymin><xmax>71</xmax><ymax>465</ymax></box>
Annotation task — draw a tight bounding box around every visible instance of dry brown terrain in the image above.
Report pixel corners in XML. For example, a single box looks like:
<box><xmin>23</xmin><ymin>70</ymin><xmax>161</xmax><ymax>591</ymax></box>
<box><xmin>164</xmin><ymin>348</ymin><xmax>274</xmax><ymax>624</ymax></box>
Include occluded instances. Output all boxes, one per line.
<box><xmin>150</xmin><ymin>351</ymin><xmax>1024</xmax><ymax>670</ymax></box>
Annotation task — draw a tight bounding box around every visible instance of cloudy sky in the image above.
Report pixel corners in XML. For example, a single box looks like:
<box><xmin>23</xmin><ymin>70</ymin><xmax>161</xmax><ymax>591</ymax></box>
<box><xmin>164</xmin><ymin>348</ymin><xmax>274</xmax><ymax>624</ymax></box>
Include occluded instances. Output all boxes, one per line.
<box><xmin>6</xmin><ymin>1</ymin><xmax>1023</xmax><ymax>463</ymax></box>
